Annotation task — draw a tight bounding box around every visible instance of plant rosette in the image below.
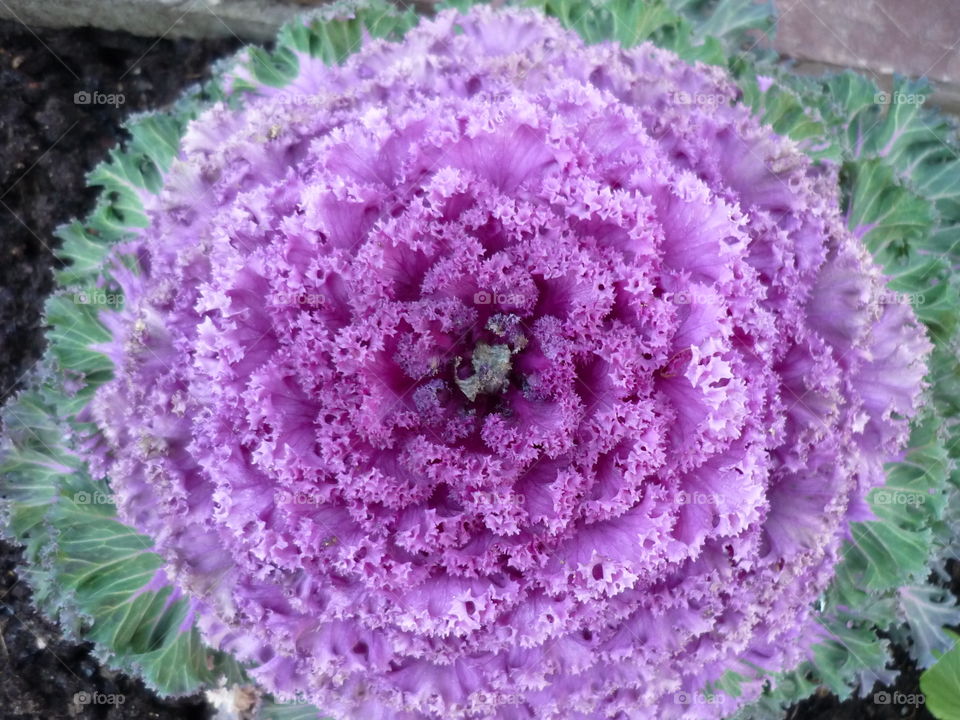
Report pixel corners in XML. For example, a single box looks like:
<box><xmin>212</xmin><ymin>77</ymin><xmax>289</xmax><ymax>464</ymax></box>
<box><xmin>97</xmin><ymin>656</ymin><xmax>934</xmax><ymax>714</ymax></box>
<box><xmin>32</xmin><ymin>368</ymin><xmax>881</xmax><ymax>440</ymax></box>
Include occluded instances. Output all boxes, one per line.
<box><xmin>4</xmin><ymin>1</ymin><xmax>960</xmax><ymax>719</ymax></box>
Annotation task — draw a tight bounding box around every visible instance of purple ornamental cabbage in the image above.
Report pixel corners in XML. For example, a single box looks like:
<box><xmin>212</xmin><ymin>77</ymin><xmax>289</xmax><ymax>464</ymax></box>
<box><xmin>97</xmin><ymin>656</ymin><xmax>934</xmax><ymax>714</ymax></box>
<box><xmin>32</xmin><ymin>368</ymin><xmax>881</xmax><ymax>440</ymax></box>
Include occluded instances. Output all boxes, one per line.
<box><xmin>83</xmin><ymin>6</ymin><xmax>930</xmax><ymax>719</ymax></box>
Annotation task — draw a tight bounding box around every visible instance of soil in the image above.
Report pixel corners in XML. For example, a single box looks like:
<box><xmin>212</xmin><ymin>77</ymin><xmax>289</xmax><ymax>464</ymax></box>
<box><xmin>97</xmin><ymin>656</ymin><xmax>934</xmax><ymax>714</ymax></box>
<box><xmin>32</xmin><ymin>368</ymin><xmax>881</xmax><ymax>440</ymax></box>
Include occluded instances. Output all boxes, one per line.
<box><xmin>0</xmin><ymin>18</ymin><xmax>239</xmax><ymax>720</ymax></box>
<box><xmin>0</xmin><ymin>13</ymin><xmax>949</xmax><ymax>720</ymax></box>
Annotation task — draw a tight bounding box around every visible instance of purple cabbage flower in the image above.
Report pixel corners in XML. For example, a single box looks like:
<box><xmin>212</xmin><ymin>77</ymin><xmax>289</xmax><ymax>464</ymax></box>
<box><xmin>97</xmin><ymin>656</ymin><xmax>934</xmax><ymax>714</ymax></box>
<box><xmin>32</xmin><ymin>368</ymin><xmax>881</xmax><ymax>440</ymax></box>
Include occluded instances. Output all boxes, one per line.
<box><xmin>84</xmin><ymin>6</ymin><xmax>930</xmax><ymax>719</ymax></box>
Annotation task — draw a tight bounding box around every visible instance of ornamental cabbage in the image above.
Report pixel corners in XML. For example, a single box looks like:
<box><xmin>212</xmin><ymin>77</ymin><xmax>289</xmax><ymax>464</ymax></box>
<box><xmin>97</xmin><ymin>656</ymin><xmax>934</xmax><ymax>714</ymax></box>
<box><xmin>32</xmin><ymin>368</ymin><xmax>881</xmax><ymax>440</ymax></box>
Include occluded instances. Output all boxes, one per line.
<box><xmin>77</xmin><ymin>6</ymin><xmax>931</xmax><ymax>719</ymax></box>
<box><xmin>6</xmin><ymin>2</ymin><xmax>960</xmax><ymax>720</ymax></box>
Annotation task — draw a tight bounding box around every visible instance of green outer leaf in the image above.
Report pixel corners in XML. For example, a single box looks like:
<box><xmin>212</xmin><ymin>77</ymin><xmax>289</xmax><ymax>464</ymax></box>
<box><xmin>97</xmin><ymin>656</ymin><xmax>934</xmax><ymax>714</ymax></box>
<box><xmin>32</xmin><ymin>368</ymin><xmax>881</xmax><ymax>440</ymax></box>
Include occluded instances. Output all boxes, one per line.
<box><xmin>54</xmin><ymin>504</ymin><xmax>228</xmax><ymax>694</ymax></box>
<box><xmin>922</xmin><ymin>631</ymin><xmax>960</xmax><ymax>720</ymax></box>
<box><xmin>524</xmin><ymin>0</ymin><xmax>772</xmax><ymax>63</ymax></box>
<box><xmin>691</xmin><ymin>0</ymin><xmax>773</xmax><ymax>41</ymax></box>
<box><xmin>234</xmin><ymin>0</ymin><xmax>417</xmax><ymax>92</ymax></box>
<box><xmin>898</xmin><ymin>585</ymin><xmax>960</xmax><ymax>668</ymax></box>
<box><xmin>258</xmin><ymin>697</ymin><xmax>333</xmax><ymax>720</ymax></box>
<box><xmin>846</xmin><ymin>521</ymin><xmax>932</xmax><ymax>591</ymax></box>
<box><xmin>1</xmin><ymin>378</ymin><xmax>247</xmax><ymax>696</ymax></box>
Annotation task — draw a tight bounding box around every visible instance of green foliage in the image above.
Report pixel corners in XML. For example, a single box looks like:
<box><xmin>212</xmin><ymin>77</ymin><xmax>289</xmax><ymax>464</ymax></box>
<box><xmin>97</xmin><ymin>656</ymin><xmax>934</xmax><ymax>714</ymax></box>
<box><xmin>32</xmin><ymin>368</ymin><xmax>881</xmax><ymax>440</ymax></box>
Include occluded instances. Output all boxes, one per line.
<box><xmin>236</xmin><ymin>0</ymin><xmax>417</xmax><ymax>91</ymax></box>
<box><xmin>259</xmin><ymin>698</ymin><xmax>333</xmax><ymax>720</ymax></box>
<box><xmin>1</xmin><ymin>372</ymin><xmax>246</xmax><ymax>694</ymax></box>
<box><xmin>922</xmin><ymin>631</ymin><xmax>960</xmax><ymax>720</ymax></box>
<box><xmin>525</xmin><ymin>0</ymin><xmax>773</xmax><ymax>64</ymax></box>
<box><xmin>732</xmin><ymin>65</ymin><xmax>960</xmax><ymax>720</ymax></box>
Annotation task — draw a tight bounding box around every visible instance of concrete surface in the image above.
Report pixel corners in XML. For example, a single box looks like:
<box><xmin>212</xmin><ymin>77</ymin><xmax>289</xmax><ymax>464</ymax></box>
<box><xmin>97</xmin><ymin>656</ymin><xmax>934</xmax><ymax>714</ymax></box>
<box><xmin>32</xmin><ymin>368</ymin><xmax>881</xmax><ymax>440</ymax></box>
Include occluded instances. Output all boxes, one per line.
<box><xmin>0</xmin><ymin>0</ymin><xmax>351</xmax><ymax>42</ymax></box>
<box><xmin>774</xmin><ymin>0</ymin><xmax>960</xmax><ymax>87</ymax></box>
<box><xmin>773</xmin><ymin>0</ymin><xmax>960</xmax><ymax>111</ymax></box>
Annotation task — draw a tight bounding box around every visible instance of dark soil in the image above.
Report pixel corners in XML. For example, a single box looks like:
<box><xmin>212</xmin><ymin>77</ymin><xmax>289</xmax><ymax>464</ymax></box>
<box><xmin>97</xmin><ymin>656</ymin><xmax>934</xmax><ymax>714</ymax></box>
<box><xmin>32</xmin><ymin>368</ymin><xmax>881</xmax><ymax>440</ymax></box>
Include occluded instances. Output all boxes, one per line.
<box><xmin>0</xmin><ymin>13</ymin><xmax>950</xmax><ymax>720</ymax></box>
<box><xmin>0</xmin><ymin>20</ymin><xmax>239</xmax><ymax>402</ymax></box>
<box><xmin>0</xmin><ymin>18</ymin><xmax>239</xmax><ymax>720</ymax></box>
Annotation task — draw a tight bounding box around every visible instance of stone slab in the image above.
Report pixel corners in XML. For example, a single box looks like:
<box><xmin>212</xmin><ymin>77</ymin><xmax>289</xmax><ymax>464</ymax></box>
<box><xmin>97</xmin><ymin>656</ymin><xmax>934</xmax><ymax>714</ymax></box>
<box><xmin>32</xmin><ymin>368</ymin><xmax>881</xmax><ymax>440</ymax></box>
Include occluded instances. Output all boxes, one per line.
<box><xmin>773</xmin><ymin>0</ymin><xmax>960</xmax><ymax>86</ymax></box>
<box><xmin>0</xmin><ymin>0</ymin><xmax>353</xmax><ymax>42</ymax></box>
